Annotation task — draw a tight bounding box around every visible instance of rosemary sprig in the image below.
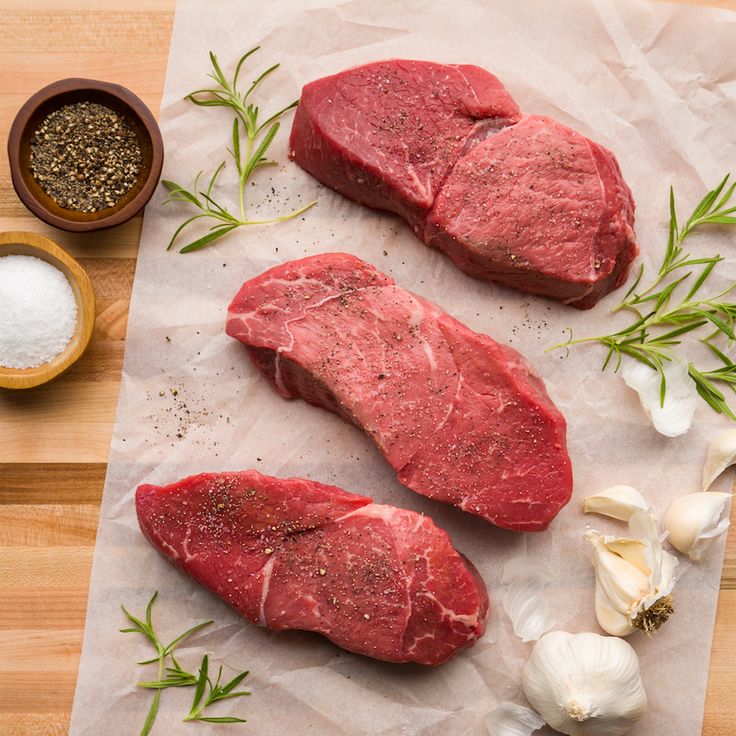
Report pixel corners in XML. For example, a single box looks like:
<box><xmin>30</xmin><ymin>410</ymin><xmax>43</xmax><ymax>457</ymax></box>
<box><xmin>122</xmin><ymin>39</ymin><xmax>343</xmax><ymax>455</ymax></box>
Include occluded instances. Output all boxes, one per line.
<box><xmin>121</xmin><ymin>592</ymin><xmax>250</xmax><ymax>730</ymax></box>
<box><xmin>183</xmin><ymin>654</ymin><xmax>251</xmax><ymax>724</ymax></box>
<box><xmin>548</xmin><ymin>174</ymin><xmax>736</xmax><ymax>417</ymax></box>
<box><xmin>120</xmin><ymin>591</ymin><xmax>212</xmax><ymax>735</ymax></box>
<box><xmin>163</xmin><ymin>47</ymin><xmax>316</xmax><ymax>253</ymax></box>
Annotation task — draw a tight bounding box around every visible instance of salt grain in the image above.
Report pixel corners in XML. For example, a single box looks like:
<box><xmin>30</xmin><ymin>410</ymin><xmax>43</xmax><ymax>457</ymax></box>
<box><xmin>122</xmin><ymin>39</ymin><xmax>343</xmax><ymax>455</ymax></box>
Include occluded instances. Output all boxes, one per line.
<box><xmin>0</xmin><ymin>255</ymin><xmax>78</xmax><ymax>369</ymax></box>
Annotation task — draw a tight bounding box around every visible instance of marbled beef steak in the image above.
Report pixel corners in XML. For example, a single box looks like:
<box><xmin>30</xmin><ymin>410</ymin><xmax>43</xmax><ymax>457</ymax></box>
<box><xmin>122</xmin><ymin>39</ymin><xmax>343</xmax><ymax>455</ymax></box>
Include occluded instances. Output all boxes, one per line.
<box><xmin>136</xmin><ymin>471</ymin><xmax>488</xmax><ymax>666</ymax></box>
<box><xmin>226</xmin><ymin>253</ymin><xmax>572</xmax><ymax>532</ymax></box>
<box><xmin>289</xmin><ymin>60</ymin><xmax>637</xmax><ymax>308</ymax></box>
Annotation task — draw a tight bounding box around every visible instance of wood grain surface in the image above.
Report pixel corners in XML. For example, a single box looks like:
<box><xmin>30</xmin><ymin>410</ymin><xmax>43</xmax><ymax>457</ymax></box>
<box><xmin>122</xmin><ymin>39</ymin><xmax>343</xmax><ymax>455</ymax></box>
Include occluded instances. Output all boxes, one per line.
<box><xmin>0</xmin><ymin>1</ymin><xmax>734</xmax><ymax>734</ymax></box>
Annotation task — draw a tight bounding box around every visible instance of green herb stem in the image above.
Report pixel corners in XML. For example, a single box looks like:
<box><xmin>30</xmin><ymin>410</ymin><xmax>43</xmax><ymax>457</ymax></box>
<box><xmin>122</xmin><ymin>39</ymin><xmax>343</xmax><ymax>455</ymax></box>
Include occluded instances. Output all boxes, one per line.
<box><xmin>164</xmin><ymin>48</ymin><xmax>315</xmax><ymax>253</ymax></box>
<box><xmin>184</xmin><ymin>655</ymin><xmax>250</xmax><ymax>724</ymax></box>
<box><xmin>121</xmin><ymin>592</ymin><xmax>250</xmax><ymax>730</ymax></box>
<box><xmin>548</xmin><ymin>174</ymin><xmax>736</xmax><ymax>418</ymax></box>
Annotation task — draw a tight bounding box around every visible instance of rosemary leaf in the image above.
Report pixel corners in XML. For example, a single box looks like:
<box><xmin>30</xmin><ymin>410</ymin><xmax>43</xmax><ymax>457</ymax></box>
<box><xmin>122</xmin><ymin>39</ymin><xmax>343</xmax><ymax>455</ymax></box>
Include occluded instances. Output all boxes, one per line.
<box><xmin>179</xmin><ymin>224</ymin><xmax>239</xmax><ymax>253</ymax></box>
<box><xmin>188</xmin><ymin>654</ymin><xmax>209</xmax><ymax>717</ymax></box>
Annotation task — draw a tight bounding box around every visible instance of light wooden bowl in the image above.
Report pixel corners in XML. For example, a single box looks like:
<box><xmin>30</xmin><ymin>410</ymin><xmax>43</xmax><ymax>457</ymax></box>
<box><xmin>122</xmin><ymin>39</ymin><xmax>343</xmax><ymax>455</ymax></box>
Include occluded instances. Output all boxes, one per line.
<box><xmin>7</xmin><ymin>78</ymin><xmax>164</xmax><ymax>232</ymax></box>
<box><xmin>0</xmin><ymin>231</ymin><xmax>95</xmax><ymax>389</ymax></box>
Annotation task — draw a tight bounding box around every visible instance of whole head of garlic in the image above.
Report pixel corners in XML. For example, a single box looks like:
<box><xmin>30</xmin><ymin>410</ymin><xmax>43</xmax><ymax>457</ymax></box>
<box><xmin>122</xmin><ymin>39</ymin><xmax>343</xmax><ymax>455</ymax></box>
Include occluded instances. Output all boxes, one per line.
<box><xmin>522</xmin><ymin>630</ymin><xmax>647</xmax><ymax>736</ymax></box>
<box><xmin>586</xmin><ymin>510</ymin><xmax>678</xmax><ymax>636</ymax></box>
<box><xmin>664</xmin><ymin>492</ymin><xmax>732</xmax><ymax>561</ymax></box>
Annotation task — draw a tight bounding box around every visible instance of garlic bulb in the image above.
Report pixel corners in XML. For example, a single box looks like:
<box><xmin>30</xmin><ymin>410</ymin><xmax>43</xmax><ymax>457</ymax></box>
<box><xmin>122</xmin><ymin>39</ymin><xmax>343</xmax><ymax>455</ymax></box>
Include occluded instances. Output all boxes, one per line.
<box><xmin>484</xmin><ymin>702</ymin><xmax>545</xmax><ymax>736</ymax></box>
<box><xmin>583</xmin><ymin>485</ymin><xmax>648</xmax><ymax>521</ymax></box>
<box><xmin>501</xmin><ymin>557</ymin><xmax>556</xmax><ymax>642</ymax></box>
<box><xmin>522</xmin><ymin>631</ymin><xmax>647</xmax><ymax>736</ymax></box>
<box><xmin>586</xmin><ymin>510</ymin><xmax>678</xmax><ymax>636</ymax></box>
<box><xmin>703</xmin><ymin>429</ymin><xmax>736</xmax><ymax>490</ymax></box>
<box><xmin>664</xmin><ymin>492</ymin><xmax>732</xmax><ymax>560</ymax></box>
<box><xmin>622</xmin><ymin>356</ymin><xmax>697</xmax><ymax>437</ymax></box>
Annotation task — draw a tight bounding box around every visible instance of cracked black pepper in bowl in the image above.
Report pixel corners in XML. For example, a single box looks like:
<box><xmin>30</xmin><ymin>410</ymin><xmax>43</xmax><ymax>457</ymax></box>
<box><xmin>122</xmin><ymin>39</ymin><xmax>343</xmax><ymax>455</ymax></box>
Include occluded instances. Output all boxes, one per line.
<box><xmin>7</xmin><ymin>77</ymin><xmax>163</xmax><ymax>232</ymax></box>
<box><xmin>30</xmin><ymin>102</ymin><xmax>142</xmax><ymax>213</ymax></box>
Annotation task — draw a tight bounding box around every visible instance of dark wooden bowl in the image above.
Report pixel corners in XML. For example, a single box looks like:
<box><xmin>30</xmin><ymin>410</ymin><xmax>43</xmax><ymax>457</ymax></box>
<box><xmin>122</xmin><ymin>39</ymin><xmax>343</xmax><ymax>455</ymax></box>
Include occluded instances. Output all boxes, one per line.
<box><xmin>7</xmin><ymin>78</ymin><xmax>164</xmax><ymax>232</ymax></box>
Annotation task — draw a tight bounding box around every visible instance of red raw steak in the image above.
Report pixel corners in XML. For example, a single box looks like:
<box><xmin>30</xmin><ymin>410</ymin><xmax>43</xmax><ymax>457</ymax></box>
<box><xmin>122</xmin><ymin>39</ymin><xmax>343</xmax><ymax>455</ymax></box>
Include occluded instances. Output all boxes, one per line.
<box><xmin>136</xmin><ymin>471</ymin><xmax>488</xmax><ymax>666</ymax></box>
<box><xmin>289</xmin><ymin>59</ymin><xmax>637</xmax><ymax>308</ymax></box>
<box><xmin>226</xmin><ymin>253</ymin><xmax>572</xmax><ymax>532</ymax></box>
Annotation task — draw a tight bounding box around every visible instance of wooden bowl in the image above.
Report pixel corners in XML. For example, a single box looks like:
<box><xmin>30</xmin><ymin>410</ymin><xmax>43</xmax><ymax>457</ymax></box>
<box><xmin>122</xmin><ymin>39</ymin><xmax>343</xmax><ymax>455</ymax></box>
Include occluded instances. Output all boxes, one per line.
<box><xmin>7</xmin><ymin>78</ymin><xmax>164</xmax><ymax>232</ymax></box>
<box><xmin>0</xmin><ymin>231</ymin><xmax>95</xmax><ymax>389</ymax></box>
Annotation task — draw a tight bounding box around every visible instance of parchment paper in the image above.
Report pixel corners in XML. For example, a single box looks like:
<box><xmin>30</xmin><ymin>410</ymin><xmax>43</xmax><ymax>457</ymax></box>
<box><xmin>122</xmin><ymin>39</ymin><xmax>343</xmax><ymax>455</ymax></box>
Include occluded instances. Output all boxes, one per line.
<box><xmin>69</xmin><ymin>1</ymin><xmax>736</xmax><ymax>733</ymax></box>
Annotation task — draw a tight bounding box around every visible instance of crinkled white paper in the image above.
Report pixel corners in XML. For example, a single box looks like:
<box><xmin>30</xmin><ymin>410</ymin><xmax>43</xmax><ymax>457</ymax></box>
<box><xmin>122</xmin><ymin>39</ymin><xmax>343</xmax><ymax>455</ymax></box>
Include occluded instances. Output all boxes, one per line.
<box><xmin>69</xmin><ymin>0</ymin><xmax>736</xmax><ymax>734</ymax></box>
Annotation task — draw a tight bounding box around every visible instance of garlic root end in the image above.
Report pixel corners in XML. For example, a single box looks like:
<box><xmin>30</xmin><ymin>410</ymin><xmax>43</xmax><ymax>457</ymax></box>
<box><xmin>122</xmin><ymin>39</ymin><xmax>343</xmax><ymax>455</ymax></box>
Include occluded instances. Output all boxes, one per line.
<box><xmin>633</xmin><ymin>594</ymin><xmax>674</xmax><ymax>635</ymax></box>
<box><xmin>564</xmin><ymin>701</ymin><xmax>589</xmax><ymax>722</ymax></box>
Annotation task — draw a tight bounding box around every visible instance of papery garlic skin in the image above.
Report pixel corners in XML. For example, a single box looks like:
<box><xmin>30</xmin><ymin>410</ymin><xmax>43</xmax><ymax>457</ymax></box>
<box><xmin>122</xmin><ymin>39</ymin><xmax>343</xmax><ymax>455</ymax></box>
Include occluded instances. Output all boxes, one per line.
<box><xmin>703</xmin><ymin>429</ymin><xmax>736</xmax><ymax>490</ymax></box>
<box><xmin>664</xmin><ymin>492</ymin><xmax>732</xmax><ymax>560</ymax></box>
<box><xmin>522</xmin><ymin>631</ymin><xmax>647</xmax><ymax>736</ymax></box>
<box><xmin>622</xmin><ymin>357</ymin><xmax>697</xmax><ymax>437</ymax></box>
<box><xmin>501</xmin><ymin>557</ymin><xmax>556</xmax><ymax>642</ymax></box>
<box><xmin>586</xmin><ymin>510</ymin><xmax>677</xmax><ymax>636</ymax></box>
<box><xmin>484</xmin><ymin>702</ymin><xmax>545</xmax><ymax>736</ymax></box>
<box><xmin>584</xmin><ymin>485</ymin><xmax>648</xmax><ymax>521</ymax></box>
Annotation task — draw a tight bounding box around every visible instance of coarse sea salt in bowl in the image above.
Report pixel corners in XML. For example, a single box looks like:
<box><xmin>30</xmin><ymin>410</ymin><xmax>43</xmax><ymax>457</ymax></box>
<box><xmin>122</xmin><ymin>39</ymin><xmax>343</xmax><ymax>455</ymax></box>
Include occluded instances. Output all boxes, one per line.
<box><xmin>0</xmin><ymin>231</ymin><xmax>95</xmax><ymax>389</ymax></box>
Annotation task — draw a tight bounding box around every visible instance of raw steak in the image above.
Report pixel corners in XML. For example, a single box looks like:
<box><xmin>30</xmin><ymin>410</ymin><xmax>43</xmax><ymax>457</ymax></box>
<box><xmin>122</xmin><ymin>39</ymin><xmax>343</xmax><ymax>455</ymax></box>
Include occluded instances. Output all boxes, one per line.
<box><xmin>290</xmin><ymin>59</ymin><xmax>520</xmax><ymax>228</ymax></box>
<box><xmin>289</xmin><ymin>59</ymin><xmax>637</xmax><ymax>308</ymax></box>
<box><xmin>136</xmin><ymin>471</ymin><xmax>488</xmax><ymax>666</ymax></box>
<box><xmin>226</xmin><ymin>253</ymin><xmax>572</xmax><ymax>532</ymax></box>
<box><xmin>425</xmin><ymin>115</ymin><xmax>637</xmax><ymax>308</ymax></box>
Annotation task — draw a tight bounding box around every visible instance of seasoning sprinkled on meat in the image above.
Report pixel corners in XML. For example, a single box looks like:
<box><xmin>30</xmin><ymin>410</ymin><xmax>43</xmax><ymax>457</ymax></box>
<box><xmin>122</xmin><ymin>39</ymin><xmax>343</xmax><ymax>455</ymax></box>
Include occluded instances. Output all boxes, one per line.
<box><xmin>226</xmin><ymin>253</ymin><xmax>572</xmax><ymax>532</ymax></box>
<box><xmin>289</xmin><ymin>60</ymin><xmax>637</xmax><ymax>308</ymax></box>
<box><xmin>136</xmin><ymin>471</ymin><xmax>488</xmax><ymax>666</ymax></box>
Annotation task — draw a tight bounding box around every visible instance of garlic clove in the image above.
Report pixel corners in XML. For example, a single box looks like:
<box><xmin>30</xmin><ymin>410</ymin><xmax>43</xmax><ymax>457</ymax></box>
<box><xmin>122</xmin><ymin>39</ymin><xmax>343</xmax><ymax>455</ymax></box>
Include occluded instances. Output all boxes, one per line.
<box><xmin>628</xmin><ymin>510</ymin><xmax>678</xmax><ymax>632</ymax></box>
<box><xmin>586</xmin><ymin>510</ymin><xmax>678</xmax><ymax>637</ymax></box>
<box><xmin>627</xmin><ymin>511</ymin><xmax>662</xmax><ymax>582</ymax></box>
<box><xmin>501</xmin><ymin>557</ymin><xmax>556</xmax><ymax>642</ymax></box>
<box><xmin>594</xmin><ymin>572</ymin><xmax>635</xmax><ymax>637</ymax></box>
<box><xmin>522</xmin><ymin>631</ymin><xmax>647</xmax><ymax>736</ymax></box>
<box><xmin>664</xmin><ymin>492</ymin><xmax>732</xmax><ymax>561</ymax></box>
<box><xmin>583</xmin><ymin>485</ymin><xmax>649</xmax><ymax>521</ymax></box>
<box><xmin>658</xmin><ymin>547</ymin><xmax>679</xmax><ymax>598</ymax></box>
<box><xmin>604</xmin><ymin>537</ymin><xmax>653</xmax><ymax>578</ymax></box>
<box><xmin>637</xmin><ymin>553</ymin><xmax>678</xmax><ymax>615</ymax></box>
<box><xmin>586</xmin><ymin>531</ymin><xmax>650</xmax><ymax>615</ymax></box>
<box><xmin>484</xmin><ymin>702</ymin><xmax>545</xmax><ymax>736</ymax></box>
<box><xmin>622</xmin><ymin>356</ymin><xmax>697</xmax><ymax>437</ymax></box>
<box><xmin>703</xmin><ymin>429</ymin><xmax>736</xmax><ymax>490</ymax></box>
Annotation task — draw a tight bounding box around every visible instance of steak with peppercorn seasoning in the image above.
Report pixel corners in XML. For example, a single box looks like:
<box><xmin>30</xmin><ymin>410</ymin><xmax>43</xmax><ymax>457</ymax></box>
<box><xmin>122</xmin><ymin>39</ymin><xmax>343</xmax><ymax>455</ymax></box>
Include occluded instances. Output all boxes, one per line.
<box><xmin>226</xmin><ymin>253</ymin><xmax>572</xmax><ymax>532</ymax></box>
<box><xmin>136</xmin><ymin>471</ymin><xmax>488</xmax><ymax>666</ymax></box>
<box><xmin>289</xmin><ymin>60</ymin><xmax>637</xmax><ymax>308</ymax></box>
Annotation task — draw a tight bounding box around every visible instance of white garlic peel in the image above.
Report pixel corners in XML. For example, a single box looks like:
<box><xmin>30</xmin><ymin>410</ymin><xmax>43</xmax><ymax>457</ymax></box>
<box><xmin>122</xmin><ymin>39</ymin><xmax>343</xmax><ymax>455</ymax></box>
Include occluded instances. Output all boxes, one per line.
<box><xmin>586</xmin><ymin>510</ymin><xmax>677</xmax><ymax>636</ymax></box>
<box><xmin>664</xmin><ymin>492</ymin><xmax>732</xmax><ymax>560</ymax></box>
<box><xmin>522</xmin><ymin>631</ymin><xmax>647</xmax><ymax>736</ymax></box>
<box><xmin>501</xmin><ymin>557</ymin><xmax>556</xmax><ymax>642</ymax></box>
<box><xmin>703</xmin><ymin>429</ymin><xmax>736</xmax><ymax>490</ymax></box>
<box><xmin>583</xmin><ymin>485</ymin><xmax>648</xmax><ymax>521</ymax></box>
<box><xmin>484</xmin><ymin>702</ymin><xmax>545</xmax><ymax>736</ymax></box>
<box><xmin>622</xmin><ymin>357</ymin><xmax>697</xmax><ymax>437</ymax></box>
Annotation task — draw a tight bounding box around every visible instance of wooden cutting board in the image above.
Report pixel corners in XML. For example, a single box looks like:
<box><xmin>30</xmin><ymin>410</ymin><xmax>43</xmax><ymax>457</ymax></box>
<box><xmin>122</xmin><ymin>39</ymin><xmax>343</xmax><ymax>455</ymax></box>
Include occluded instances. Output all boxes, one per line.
<box><xmin>0</xmin><ymin>1</ymin><xmax>734</xmax><ymax>734</ymax></box>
